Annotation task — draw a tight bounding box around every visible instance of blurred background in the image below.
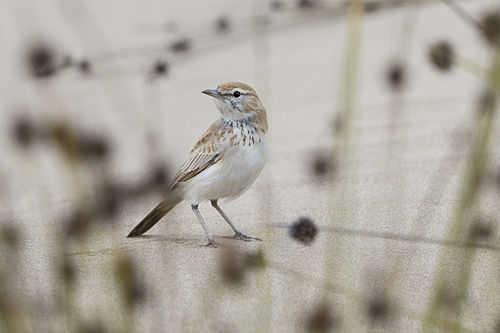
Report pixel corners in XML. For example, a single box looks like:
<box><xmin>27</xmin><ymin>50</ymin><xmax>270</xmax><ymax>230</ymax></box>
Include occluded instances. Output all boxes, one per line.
<box><xmin>1</xmin><ymin>0</ymin><xmax>500</xmax><ymax>332</ymax></box>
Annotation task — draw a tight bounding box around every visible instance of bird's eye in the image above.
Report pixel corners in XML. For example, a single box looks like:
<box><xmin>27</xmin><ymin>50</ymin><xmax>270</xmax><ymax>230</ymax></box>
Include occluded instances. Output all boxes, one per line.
<box><xmin>233</xmin><ymin>91</ymin><xmax>241</xmax><ymax>98</ymax></box>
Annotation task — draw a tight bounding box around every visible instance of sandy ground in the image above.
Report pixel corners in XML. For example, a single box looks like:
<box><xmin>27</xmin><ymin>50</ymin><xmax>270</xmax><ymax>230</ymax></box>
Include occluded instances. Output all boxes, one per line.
<box><xmin>1</xmin><ymin>0</ymin><xmax>500</xmax><ymax>332</ymax></box>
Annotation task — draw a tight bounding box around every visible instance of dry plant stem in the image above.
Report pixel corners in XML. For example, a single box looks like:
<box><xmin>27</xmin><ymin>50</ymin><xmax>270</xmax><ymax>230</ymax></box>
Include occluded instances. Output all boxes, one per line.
<box><xmin>422</xmin><ymin>47</ymin><xmax>500</xmax><ymax>332</ymax></box>
<box><xmin>323</xmin><ymin>0</ymin><xmax>363</xmax><ymax>329</ymax></box>
<box><xmin>385</xmin><ymin>107</ymin><xmax>476</xmax><ymax>291</ymax></box>
<box><xmin>439</xmin><ymin>0</ymin><xmax>481</xmax><ymax>31</ymax></box>
<box><xmin>56</xmin><ymin>3</ymin><xmax>140</xmax><ymax>331</ymax></box>
<box><xmin>381</xmin><ymin>4</ymin><xmax>419</xmax><ymax>288</ymax></box>
<box><xmin>252</xmin><ymin>1</ymin><xmax>273</xmax><ymax>331</ymax></box>
<box><xmin>456</xmin><ymin>56</ymin><xmax>488</xmax><ymax>80</ymax></box>
<box><xmin>38</xmin><ymin>84</ymin><xmax>86</xmax><ymax>333</ymax></box>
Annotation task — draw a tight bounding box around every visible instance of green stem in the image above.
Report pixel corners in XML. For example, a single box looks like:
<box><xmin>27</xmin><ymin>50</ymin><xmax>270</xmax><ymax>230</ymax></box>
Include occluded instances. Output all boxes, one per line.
<box><xmin>422</xmin><ymin>47</ymin><xmax>500</xmax><ymax>332</ymax></box>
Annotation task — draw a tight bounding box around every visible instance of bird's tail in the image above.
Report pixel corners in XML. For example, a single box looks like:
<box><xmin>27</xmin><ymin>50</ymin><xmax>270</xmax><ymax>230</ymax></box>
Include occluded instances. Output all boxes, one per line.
<box><xmin>127</xmin><ymin>190</ymin><xmax>183</xmax><ymax>237</ymax></box>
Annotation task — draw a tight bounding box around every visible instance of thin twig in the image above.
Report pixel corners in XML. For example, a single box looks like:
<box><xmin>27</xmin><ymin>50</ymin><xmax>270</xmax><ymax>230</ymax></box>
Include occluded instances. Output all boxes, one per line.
<box><xmin>440</xmin><ymin>0</ymin><xmax>481</xmax><ymax>30</ymax></box>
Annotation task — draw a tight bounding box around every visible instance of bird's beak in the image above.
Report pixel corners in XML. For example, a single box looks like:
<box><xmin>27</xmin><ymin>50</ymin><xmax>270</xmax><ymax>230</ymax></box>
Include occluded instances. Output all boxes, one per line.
<box><xmin>202</xmin><ymin>89</ymin><xmax>223</xmax><ymax>100</ymax></box>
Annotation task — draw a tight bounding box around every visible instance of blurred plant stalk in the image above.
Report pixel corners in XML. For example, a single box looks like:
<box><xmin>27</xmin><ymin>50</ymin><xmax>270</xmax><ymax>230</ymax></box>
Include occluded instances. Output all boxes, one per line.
<box><xmin>323</xmin><ymin>0</ymin><xmax>364</xmax><ymax>330</ymax></box>
<box><xmin>422</xmin><ymin>46</ymin><xmax>500</xmax><ymax>332</ymax></box>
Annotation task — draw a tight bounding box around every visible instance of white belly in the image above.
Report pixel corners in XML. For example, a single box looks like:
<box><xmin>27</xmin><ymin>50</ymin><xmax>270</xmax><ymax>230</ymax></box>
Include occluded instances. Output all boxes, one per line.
<box><xmin>183</xmin><ymin>141</ymin><xmax>267</xmax><ymax>203</ymax></box>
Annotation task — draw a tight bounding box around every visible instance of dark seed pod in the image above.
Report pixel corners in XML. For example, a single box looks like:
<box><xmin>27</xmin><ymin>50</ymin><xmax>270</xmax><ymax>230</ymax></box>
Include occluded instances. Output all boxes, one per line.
<box><xmin>311</xmin><ymin>153</ymin><xmax>336</xmax><ymax>179</ymax></box>
<box><xmin>215</xmin><ymin>17</ymin><xmax>230</xmax><ymax>33</ymax></box>
<box><xmin>150</xmin><ymin>163</ymin><xmax>169</xmax><ymax>189</ymax></box>
<box><xmin>244</xmin><ymin>249</ymin><xmax>266</xmax><ymax>269</ymax></box>
<box><xmin>428</xmin><ymin>41</ymin><xmax>454</xmax><ymax>71</ymax></box>
<box><xmin>77</xmin><ymin>135</ymin><xmax>111</xmax><ymax>162</ymax></box>
<box><xmin>306</xmin><ymin>302</ymin><xmax>337</xmax><ymax>332</ymax></box>
<box><xmin>479</xmin><ymin>11</ymin><xmax>500</xmax><ymax>46</ymax></box>
<box><xmin>1</xmin><ymin>224</ymin><xmax>21</xmax><ymax>249</ymax></box>
<box><xmin>270</xmin><ymin>1</ymin><xmax>283</xmax><ymax>11</ymax></box>
<box><xmin>78</xmin><ymin>60</ymin><xmax>92</xmax><ymax>74</ymax></box>
<box><xmin>386</xmin><ymin>62</ymin><xmax>406</xmax><ymax>91</ymax></box>
<box><xmin>289</xmin><ymin>217</ymin><xmax>318</xmax><ymax>245</ymax></box>
<box><xmin>220</xmin><ymin>250</ymin><xmax>246</xmax><ymax>285</ymax></box>
<box><xmin>152</xmin><ymin>60</ymin><xmax>168</xmax><ymax>77</ymax></box>
<box><xmin>366</xmin><ymin>294</ymin><xmax>392</xmax><ymax>323</ymax></box>
<box><xmin>170</xmin><ymin>38</ymin><xmax>191</xmax><ymax>53</ymax></box>
<box><xmin>11</xmin><ymin>116</ymin><xmax>37</xmax><ymax>148</ymax></box>
<box><xmin>60</xmin><ymin>257</ymin><xmax>76</xmax><ymax>285</ymax></box>
<box><xmin>469</xmin><ymin>217</ymin><xmax>494</xmax><ymax>241</ymax></box>
<box><xmin>114</xmin><ymin>256</ymin><xmax>145</xmax><ymax>307</ymax></box>
<box><xmin>26</xmin><ymin>43</ymin><xmax>57</xmax><ymax>78</ymax></box>
<box><xmin>64</xmin><ymin>209</ymin><xmax>91</xmax><ymax>240</ymax></box>
<box><xmin>298</xmin><ymin>0</ymin><xmax>315</xmax><ymax>9</ymax></box>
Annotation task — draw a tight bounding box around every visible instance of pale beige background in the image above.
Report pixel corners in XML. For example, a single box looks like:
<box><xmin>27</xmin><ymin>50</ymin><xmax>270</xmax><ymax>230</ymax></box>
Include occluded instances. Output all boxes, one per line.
<box><xmin>1</xmin><ymin>0</ymin><xmax>500</xmax><ymax>332</ymax></box>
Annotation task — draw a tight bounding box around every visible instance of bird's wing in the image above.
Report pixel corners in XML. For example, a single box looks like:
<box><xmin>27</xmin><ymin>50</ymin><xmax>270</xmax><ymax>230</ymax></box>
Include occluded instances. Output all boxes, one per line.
<box><xmin>169</xmin><ymin>122</ymin><xmax>223</xmax><ymax>189</ymax></box>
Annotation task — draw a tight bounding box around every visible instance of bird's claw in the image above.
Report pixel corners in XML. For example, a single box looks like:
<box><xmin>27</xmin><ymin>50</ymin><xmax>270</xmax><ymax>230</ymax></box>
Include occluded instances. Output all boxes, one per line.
<box><xmin>224</xmin><ymin>232</ymin><xmax>262</xmax><ymax>242</ymax></box>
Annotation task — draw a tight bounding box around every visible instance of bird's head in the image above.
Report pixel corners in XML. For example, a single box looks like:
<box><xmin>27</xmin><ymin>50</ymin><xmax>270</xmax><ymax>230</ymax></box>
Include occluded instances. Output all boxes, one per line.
<box><xmin>202</xmin><ymin>82</ymin><xmax>267</xmax><ymax>127</ymax></box>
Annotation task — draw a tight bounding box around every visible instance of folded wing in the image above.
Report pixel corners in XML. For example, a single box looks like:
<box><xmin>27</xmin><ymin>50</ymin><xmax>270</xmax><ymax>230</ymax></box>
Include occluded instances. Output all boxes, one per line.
<box><xmin>169</xmin><ymin>122</ymin><xmax>223</xmax><ymax>190</ymax></box>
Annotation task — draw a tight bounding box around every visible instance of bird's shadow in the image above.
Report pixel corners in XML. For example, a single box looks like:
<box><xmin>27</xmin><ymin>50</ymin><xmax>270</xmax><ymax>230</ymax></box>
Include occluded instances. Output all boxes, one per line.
<box><xmin>126</xmin><ymin>234</ymin><xmax>222</xmax><ymax>248</ymax></box>
<box><xmin>126</xmin><ymin>233</ymin><xmax>260</xmax><ymax>248</ymax></box>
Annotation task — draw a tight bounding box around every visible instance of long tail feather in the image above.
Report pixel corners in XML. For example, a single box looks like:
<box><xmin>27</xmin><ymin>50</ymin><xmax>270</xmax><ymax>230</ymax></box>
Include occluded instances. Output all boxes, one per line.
<box><xmin>127</xmin><ymin>192</ymin><xmax>182</xmax><ymax>237</ymax></box>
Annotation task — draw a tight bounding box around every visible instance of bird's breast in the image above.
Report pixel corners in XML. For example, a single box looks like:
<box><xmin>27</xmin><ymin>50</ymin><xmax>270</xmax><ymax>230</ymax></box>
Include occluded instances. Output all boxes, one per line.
<box><xmin>221</xmin><ymin>128</ymin><xmax>268</xmax><ymax>187</ymax></box>
<box><xmin>183</xmin><ymin>125</ymin><xmax>267</xmax><ymax>203</ymax></box>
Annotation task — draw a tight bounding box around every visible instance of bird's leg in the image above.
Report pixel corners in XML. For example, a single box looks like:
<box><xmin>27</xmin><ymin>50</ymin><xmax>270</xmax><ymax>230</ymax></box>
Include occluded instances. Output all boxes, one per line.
<box><xmin>211</xmin><ymin>200</ymin><xmax>262</xmax><ymax>241</ymax></box>
<box><xmin>191</xmin><ymin>204</ymin><xmax>218</xmax><ymax>247</ymax></box>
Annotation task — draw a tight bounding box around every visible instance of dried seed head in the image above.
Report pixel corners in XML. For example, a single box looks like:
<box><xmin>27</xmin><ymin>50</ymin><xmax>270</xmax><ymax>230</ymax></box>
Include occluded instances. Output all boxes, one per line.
<box><xmin>60</xmin><ymin>258</ymin><xmax>76</xmax><ymax>285</ymax></box>
<box><xmin>220</xmin><ymin>248</ymin><xmax>265</xmax><ymax>285</ymax></box>
<box><xmin>386</xmin><ymin>62</ymin><xmax>406</xmax><ymax>91</ymax></box>
<box><xmin>364</xmin><ymin>2</ymin><xmax>381</xmax><ymax>13</ymax></box>
<box><xmin>11</xmin><ymin>116</ymin><xmax>37</xmax><ymax>148</ymax></box>
<box><xmin>78</xmin><ymin>60</ymin><xmax>92</xmax><ymax>74</ymax></box>
<box><xmin>220</xmin><ymin>250</ymin><xmax>246</xmax><ymax>285</ymax></box>
<box><xmin>289</xmin><ymin>217</ymin><xmax>318</xmax><ymax>245</ymax></box>
<box><xmin>428</xmin><ymin>41</ymin><xmax>454</xmax><ymax>71</ymax></box>
<box><xmin>170</xmin><ymin>38</ymin><xmax>191</xmax><ymax>53</ymax></box>
<box><xmin>469</xmin><ymin>217</ymin><xmax>495</xmax><ymax>240</ymax></box>
<box><xmin>114</xmin><ymin>256</ymin><xmax>144</xmax><ymax>307</ymax></box>
<box><xmin>49</xmin><ymin>122</ymin><xmax>79</xmax><ymax>159</ymax></box>
<box><xmin>298</xmin><ymin>0</ymin><xmax>315</xmax><ymax>9</ymax></box>
<box><xmin>366</xmin><ymin>294</ymin><xmax>392</xmax><ymax>323</ymax></box>
<box><xmin>311</xmin><ymin>152</ymin><xmax>336</xmax><ymax>179</ymax></box>
<box><xmin>270</xmin><ymin>0</ymin><xmax>283</xmax><ymax>11</ymax></box>
<box><xmin>151</xmin><ymin>60</ymin><xmax>169</xmax><ymax>78</ymax></box>
<box><xmin>215</xmin><ymin>17</ymin><xmax>230</xmax><ymax>33</ymax></box>
<box><xmin>244</xmin><ymin>249</ymin><xmax>267</xmax><ymax>269</ymax></box>
<box><xmin>150</xmin><ymin>163</ymin><xmax>169</xmax><ymax>189</ymax></box>
<box><xmin>479</xmin><ymin>11</ymin><xmax>500</xmax><ymax>46</ymax></box>
<box><xmin>77</xmin><ymin>135</ymin><xmax>111</xmax><ymax>161</ymax></box>
<box><xmin>96</xmin><ymin>182</ymin><xmax>121</xmax><ymax>220</ymax></box>
<box><xmin>1</xmin><ymin>224</ymin><xmax>21</xmax><ymax>249</ymax></box>
<box><xmin>306</xmin><ymin>302</ymin><xmax>337</xmax><ymax>332</ymax></box>
<box><xmin>64</xmin><ymin>209</ymin><xmax>91</xmax><ymax>240</ymax></box>
<box><xmin>26</xmin><ymin>43</ymin><xmax>57</xmax><ymax>78</ymax></box>
<box><xmin>437</xmin><ymin>285</ymin><xmax>460</xmax><ymax>310</ymax></box>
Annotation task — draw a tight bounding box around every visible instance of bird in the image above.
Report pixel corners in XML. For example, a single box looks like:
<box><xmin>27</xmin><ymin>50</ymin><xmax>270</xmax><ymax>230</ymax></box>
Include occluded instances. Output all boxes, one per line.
<box><xmin>127</xmin><ymin>82</ymin><xmax>268</xmax><ymax>247</ymax></box>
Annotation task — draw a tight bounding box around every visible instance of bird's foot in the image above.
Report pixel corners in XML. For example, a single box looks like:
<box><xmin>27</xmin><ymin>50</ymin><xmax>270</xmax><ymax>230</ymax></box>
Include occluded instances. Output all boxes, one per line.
<box><xmin>199</xmin><ymin>238</ymin><xmax>219</xmax><ymax>248</ymax></box>
<box><xmin>224</xmin><ymin>231</ymin><xmax>262</xmax><ymax>242</ymax></box>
